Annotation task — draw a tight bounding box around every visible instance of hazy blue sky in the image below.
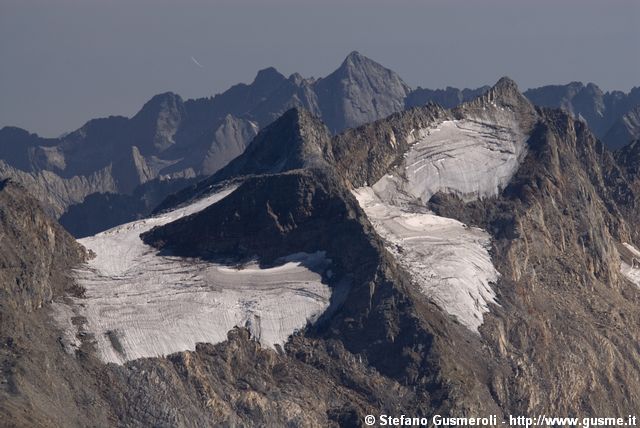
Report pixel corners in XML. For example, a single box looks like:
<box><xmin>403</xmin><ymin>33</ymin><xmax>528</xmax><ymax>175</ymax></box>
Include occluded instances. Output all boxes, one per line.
<box><xmin>1</xmin><ymin>0</ymin><xmax>639</xmax><ymax>136</ymax></box>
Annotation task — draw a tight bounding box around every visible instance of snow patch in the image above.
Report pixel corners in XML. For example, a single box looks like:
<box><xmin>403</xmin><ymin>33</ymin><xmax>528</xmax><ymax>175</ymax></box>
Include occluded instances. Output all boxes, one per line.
<box><xmin>53</xmin><ymin>186</ymin><xmax>333</xmax><ymax>364</ymax></box>
<box><xmin>353</xmin><ymin>187</ymin><xmax>498</xmax><ymax>332</ymax></box>
<box><xmin>620</xmin><ymin>242</ymin><xmax>640</xmax><ymax>287</ymax></box>
<box><xmin>377</xmin><ymin>119</ymin><xmax>527</xmax><ymax>203</ymax></box>
<box><xmin>350</xmin><ymin>114</ymin><xmax>525</xmax><ymax>332</ymax></box>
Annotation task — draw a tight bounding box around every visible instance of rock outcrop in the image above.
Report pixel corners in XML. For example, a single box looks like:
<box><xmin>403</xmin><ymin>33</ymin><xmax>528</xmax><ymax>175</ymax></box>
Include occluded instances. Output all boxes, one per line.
<box><xmin>0</xmin><ymin>180</ymin><xmax>86</xmax><ymax>311</ymax></box>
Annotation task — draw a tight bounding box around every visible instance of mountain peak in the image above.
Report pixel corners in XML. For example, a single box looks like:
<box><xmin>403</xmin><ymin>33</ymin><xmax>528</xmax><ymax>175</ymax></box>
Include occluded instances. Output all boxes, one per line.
<box><xmin>345</xmin><ymin>50</ymin><xmax>364</xmax><ymax>60</ymax></box>
<box><xmin>145</xmin><ymin>91</ymin><xmax>183</xmax><ymax>108</ymax></box>
<box><xmin>253</xmin><ymin>67</ymin><xmax>286</xmax><ymax>86</ymax></box>
<box><xmin>585</xmin><ymin>82</ymin><xmax>602</xmax><ymax>91</ymax></box>
<box><xmin>279</xmin><ymin>106</ymin><xmax>311</xmax><ymax>123</ymax></box>
<box><xmin>474</xmin><ymin>76</ymin><xmax>528</xmax><ymax>104</ymax></box>
<box><xmin>0</xmin><ymin>126</ymin><xmax>33</xmax><ymax>140</ymax></box>
<box><xmin>131</xmin><ymin>92</ymin><xmax>186</xmax><ymax>153</ymax></box>
<box><xmin>135</xmin><ymin>92</ymin><xmax>184</xmax><ymax>120</ymax></box>
<box><xmin>457</xmin><ymin>76</ymin><xmax>528</xmax><ymax>110</ymax></box>
<box><xmin>316</xmin><ymin>51</ymin><xmax>410</xmax><ymax>132</ymax></box>
<box><xmin>493</xmin><ymin>76</ymin><xmax>520</xmax><ymax>93</ymax></box>
<box><xmin>454</xmin><ymin>76</ymin><xmax>537</xmax><ymax>130</ymax></box>
<box><xmin>288</xmin><ymin>72</ymin><xmax>307</xmax><ymax>85</ymax></box>
<box><xmin>152</xmin><ymin>107</ymin><xmax>334</xmax><ymax>211</ymax></box>
<box><xmin>340</xmin><ymin>50</ymin><xmax>377</xmax><ymax>70</ymax></box>
<box><xmin>209</xmin><ymin>107</ymin><xmax>332</xmax><ymax>182</ymax></box>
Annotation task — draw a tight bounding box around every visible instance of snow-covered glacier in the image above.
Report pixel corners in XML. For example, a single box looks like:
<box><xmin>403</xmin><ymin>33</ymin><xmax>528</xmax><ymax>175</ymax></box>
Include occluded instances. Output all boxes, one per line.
<box><xmin>354</xmin><ymin>187</ymin><xmax>498</xmax><ymax>332</ymax></box>
<box><xmin>53</xmin><ymin>186</ymin><xmax>333</xmax><ymax>364</ymax></box>
<box><xmin>353</xmin><ymin>114</ymin><xmax>528</xmax><ymax>332</ymax></box>
<box><xmin>372</xmin><ymin>118</ymin><xmax>527</xmax><ymax>204</ymax></box>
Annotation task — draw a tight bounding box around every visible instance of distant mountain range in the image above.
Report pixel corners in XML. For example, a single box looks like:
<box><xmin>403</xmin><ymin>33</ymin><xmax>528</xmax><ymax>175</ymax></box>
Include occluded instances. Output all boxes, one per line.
<box><xmin>0</xmin><ymin>51</ymin><xmax>638</xmax><ymax>237</ymax></box>
<box><xmin>523</xmin><ymin>82</ymin><xmax>640</xmax><ymax>148</ymax></box>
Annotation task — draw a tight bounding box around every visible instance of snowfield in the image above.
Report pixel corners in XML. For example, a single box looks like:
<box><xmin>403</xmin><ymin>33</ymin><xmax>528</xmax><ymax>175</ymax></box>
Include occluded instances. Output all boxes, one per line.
<box><xmin>373</xmin><ymin>119</ymin><xmax>527</xmax><ymax>204</ymax></box>
<box><xmin>354</xmin><ymin>187</ymin><xmax>498</xmax><ymax>332</ymax></box>
<box><xmin>52</xmin><ymin>186</ymin><xmax>333</xmax><ymax>365</ymax></box>
<box><xmin>620</xmin><ymin>242</ymin><xmax>640</xmax><ymax>287</ymax></box>
<box><xmin>352</xmin><ymin>115</ymin><xmax>525</xmax><ymax>332</ymax></box>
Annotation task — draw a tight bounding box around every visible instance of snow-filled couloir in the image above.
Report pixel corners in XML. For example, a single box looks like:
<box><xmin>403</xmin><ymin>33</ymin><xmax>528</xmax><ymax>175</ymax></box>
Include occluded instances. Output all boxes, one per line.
<box><xmin>52</xmin><ymin>186</ymin><xmax>334</xmax><ymax>364</ymax></box>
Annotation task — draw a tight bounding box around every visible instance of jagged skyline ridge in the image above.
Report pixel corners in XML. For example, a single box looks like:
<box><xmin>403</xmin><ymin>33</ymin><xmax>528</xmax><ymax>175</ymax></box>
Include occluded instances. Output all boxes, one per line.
<box><xmin>1</xmin><ymin>0</ymin><xmax>638</xmax><ymax>136</ymax></box>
